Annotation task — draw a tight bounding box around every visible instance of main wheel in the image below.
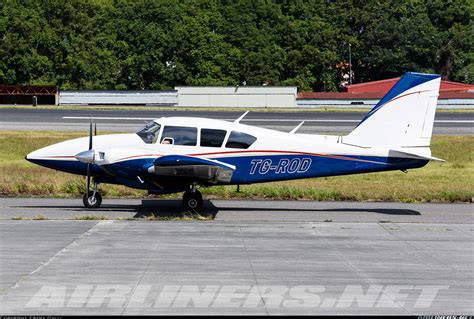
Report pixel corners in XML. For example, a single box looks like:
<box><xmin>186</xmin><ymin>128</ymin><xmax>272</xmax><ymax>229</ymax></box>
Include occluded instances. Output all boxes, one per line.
<box><xmin>182</xmin><ymin>190</ymin><xmax>203</xmax><ymax>212</ymax></box>
<box><xmin>82</xmin><ymin>191</ymin><xmax>102</xmax><ymax>208</ymax></box>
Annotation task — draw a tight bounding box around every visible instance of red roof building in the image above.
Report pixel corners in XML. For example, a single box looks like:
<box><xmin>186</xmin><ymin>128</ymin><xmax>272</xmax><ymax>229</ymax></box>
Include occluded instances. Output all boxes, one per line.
<box><xmin>297</xmin><ymin>77</ymin><xmax>474</xmax><ymax>109</ymax></box>
<box><xmin>342</xmin><ymin>78</ymin><xmax>474</xmax><ymax>94</ymax></box>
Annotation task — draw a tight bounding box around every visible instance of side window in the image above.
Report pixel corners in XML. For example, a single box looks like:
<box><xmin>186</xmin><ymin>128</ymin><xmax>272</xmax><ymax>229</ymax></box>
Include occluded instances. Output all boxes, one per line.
<box><xmin>161</xmin><ymin>126</ymin><xmax>197</xmax><ymax>146</ymax></box>
<box><xmin>200</xmin><ymin>129</ymin><xmax>227</xmax><ymax>148</ymax></box>
<box><xmin>225</xmin><ymin>131</ymin><xmax>257</xmax><ymax>149</ymax></box>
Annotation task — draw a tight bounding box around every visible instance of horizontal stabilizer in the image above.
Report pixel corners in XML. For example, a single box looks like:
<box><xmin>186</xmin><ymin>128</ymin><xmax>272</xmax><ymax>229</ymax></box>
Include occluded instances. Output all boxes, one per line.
<box><xmin>389</xmin><ymin>149</ymin><xmax>445</xmax><ymax>162</ymax></box>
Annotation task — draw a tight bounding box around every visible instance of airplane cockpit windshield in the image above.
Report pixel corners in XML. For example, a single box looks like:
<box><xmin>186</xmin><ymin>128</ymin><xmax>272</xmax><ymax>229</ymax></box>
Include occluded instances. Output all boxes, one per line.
<box><xmin>136</xmin><ymin>121</ymin><xmax>161</xmax><ymax>144</ymax></box>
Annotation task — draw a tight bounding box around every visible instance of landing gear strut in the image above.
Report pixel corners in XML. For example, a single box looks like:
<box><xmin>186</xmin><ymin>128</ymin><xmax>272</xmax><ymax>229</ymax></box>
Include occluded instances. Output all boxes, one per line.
<box><xmin>182</xmin><ymin>184</ymin><xmax>203</xmax><ymax>212</ymax></box>
<box><xmin>81</xmin><ymin>120</ymin><xmax>102</xmax><ymax>209</ymax></box>
<box><xmin>83</xmin><ymin>182</ymin><xmax>102</xmax><ymax>208</ymax></box>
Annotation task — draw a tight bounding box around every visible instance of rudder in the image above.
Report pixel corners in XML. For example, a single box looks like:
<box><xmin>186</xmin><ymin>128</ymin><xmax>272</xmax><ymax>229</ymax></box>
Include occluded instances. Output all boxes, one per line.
<box><xmin>342</xmin><ymin>72</ymin><xmax>441</xmax><ymax>148</ymax></box>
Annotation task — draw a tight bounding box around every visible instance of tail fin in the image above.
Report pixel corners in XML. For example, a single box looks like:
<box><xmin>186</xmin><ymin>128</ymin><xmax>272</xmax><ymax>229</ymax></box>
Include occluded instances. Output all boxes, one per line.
<box><xmin>343</xmin><ymin>72</ymin><xmax>441</xmax><ymax>148</ymax></box>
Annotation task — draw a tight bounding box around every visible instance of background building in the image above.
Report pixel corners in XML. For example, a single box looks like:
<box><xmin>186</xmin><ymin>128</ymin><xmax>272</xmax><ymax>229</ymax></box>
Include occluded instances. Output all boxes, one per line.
<box><xmin>0</xmin><ymin>85</ymin><xmax>58</xmax><ymax>105</ymax></box>
<box><xmin>297</xmin><ymin>78</ymin><xmax>474</xmax><ymax>109</ymax></box>
<box><xmin>176</xmin><ymin>86</ymin><xmax>297</xmax><ymax>108</ymax></box>
<box><xmin>59</xmin><ymin>90</ymin><xmax>176</xmax><ymax>105</ymax></box>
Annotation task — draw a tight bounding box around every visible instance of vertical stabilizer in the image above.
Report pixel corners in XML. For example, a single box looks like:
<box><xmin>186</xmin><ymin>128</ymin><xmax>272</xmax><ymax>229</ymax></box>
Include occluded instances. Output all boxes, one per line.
<box><xmin>343</xmin><ymin>72</ymin><xmax>441</xmax><ymax>148</ymax></box>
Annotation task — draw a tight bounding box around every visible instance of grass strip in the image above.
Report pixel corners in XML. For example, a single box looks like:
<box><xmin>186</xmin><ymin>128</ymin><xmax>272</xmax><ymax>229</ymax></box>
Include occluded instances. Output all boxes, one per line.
<box><xmin>1</xmin><ymin>104</ymin><xmax>472</xmax><ymax>113</ymax></box>
<box><xmin>0</xmin><ymin>130</ymin><xmax>472</xmax><ymax>202</ymax></box>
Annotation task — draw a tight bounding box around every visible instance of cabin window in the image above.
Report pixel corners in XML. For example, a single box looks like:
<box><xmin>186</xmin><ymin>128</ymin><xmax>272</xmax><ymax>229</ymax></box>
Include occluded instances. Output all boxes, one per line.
<box><xmin>200</xmin><ymin>128</ymin><xmax>227</xmax><ymax>148</ymax></box>
<box><xmin>136</xmin><ymin>121</ymin><xmax>161</xmax><ymax>144</ymax></box>
<box><xmin>225</xmin><ymin>131</ymin><xmax>257</xmax><ymax>149</ymax></box>
<box><xmin>161</xmin><ymin>126</ymin><xmax>197</xmax><ymax>146</ymax></box>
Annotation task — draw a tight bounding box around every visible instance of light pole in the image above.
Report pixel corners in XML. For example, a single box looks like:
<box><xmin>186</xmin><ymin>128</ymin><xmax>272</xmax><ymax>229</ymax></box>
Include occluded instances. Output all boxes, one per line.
<box><xmin>349</xmin><ymin>43</ymin><xmax>352</xmax><ymax>85</ymax></box>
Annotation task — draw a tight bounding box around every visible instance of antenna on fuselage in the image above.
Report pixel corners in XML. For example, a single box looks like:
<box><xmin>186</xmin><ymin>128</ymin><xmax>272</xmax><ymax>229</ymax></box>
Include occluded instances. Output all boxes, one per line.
<box><xmin>234</xmin><ymin>111</ymin><xmax>249</xmax><ymax>123</ymax></box>
<box><xmin>289</xmin><ymin>121</ymin><xmax>305</xmax><ymax>134</ymax></box>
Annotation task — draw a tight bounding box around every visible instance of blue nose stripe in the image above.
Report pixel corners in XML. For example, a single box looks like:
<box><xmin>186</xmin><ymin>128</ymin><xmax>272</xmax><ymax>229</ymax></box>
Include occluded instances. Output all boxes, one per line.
<box><xmin>25</xmin><ymin>158</ymin><xmax>91</xmax><ymax>176</ymax></box>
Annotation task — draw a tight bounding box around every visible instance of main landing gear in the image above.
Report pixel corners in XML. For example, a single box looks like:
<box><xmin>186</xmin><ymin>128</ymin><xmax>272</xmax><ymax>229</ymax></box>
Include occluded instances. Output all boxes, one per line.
<box><xmin>182</xmin><ymin>184</ymin><xmax>203</xmax><ymax>212</ymax></box>
<box><xmin>83</xmin><ymin>182</ymin><xmax>102</xmax><ymax>208</ymax></box>
<box><xmin>82</xmin><ymin>182</ymin><xmax>203</xmax><ymax>212</ymax></box>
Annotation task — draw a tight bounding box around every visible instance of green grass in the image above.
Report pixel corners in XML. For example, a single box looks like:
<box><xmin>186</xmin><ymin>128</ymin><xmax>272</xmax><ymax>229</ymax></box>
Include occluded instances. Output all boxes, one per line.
<box><xmin>74</xmin><ymin>215</ymin><xmax>110</xmax><ymax>220</ymax></box>
<box><xmin>144</xmin><ymin>211</ymin><xmax>213</xmax><ymax>221</ymax></box>
<box><xmin>0</xmin><ymin>104</ymin><xmax>371</xmax><ymax>112</ymax></box>
<box><xmin>72</xmin><ymin>212</ymin><xmax>212</xmax><ymax>221</ymax></box>
<box><xmin>1</xmin><ymin>104</ymin><xmax>472</xmax><ymax>112</ymax></box>
<box><xmin>11</xmin><ymin>215</ymin><xmax>48</xmax><ymax>220</ymax></box>
<box><xmin>0</xmin><ymin>130</ymin><xmax>472</xmax><ymax>202</ymax></box>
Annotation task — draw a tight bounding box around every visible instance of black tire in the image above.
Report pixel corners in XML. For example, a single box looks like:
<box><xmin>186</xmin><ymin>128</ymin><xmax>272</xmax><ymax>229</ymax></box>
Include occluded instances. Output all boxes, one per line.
<box><xmin>82</xmin><ymin>191</ymin><xmax>102</xmax><ymax>208</ymax></box>
<box><xmin>182</xmin><ymin>190</ymin><xmax>203</xmax><ymax>212</ymax></box>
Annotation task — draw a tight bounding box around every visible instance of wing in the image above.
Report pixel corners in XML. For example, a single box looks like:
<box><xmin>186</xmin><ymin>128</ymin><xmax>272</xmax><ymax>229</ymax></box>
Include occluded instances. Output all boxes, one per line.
<box><xmin>147</xmin><ymin>155</ymin><xmax>236</xmax><ymax>183</ymax></box>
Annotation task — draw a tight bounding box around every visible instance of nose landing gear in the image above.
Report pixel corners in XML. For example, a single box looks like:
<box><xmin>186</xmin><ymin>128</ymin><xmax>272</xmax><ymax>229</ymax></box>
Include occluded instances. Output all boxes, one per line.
<box><xmin>81</xmin><ymin>119</ymin><xmax>102</xmax><ymax>209</ymax></box>
<box><xmin>182</xmin><ymin>184</ymin><xmax>203</xmax><ymax>212</ymax></box>
<box><xmin>83</xmin><ymin>182</ymin><xmax>102</xmax><ymax>208</ymax></box>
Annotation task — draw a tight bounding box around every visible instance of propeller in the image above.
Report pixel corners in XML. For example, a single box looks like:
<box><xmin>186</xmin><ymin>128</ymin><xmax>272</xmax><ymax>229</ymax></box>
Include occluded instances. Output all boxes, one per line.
<box><xmin>86</xmin><ymin>118</ymin><xmax>93</xmax><ymax>196</ymax></box>
<box><xmin>73</xmin><ymin>118</ymin><xmax>96</xmax><ymax>197</ymax></box>
<box><xmin>75</xmin><ymin>119</ymin><xmax>105</xmax><ymax>166</ymax></box>
<box><xmin>74</xmin><ymin>118</ymin><xmax>108</xmax><ymax>207</ymax></box>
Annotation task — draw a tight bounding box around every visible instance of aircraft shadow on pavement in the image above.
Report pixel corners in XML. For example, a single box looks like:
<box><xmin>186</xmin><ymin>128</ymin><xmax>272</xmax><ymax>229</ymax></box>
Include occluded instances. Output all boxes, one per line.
<box><xmin>11</xmin><ymin>200</ymin><xmax>420</xmax><ymax>217</ymax></box>
<box><xmin>11</xmin><ymin>200</ymin><xmax>219</xmax><ymax>219</ymax></box>
<box><xmin>214</xmin><ymin>207</ymin><xmax>421</xmax><ymax>215</ymax></box>
<box><xmin>135</xmin><ymin>200</ymin><xmax>219</xmax><ymax>219</ymax></box>
<box><xmin>136</xmin><ymin>200</ymin><xmax>421</xmax><ymax>216</ymax></box>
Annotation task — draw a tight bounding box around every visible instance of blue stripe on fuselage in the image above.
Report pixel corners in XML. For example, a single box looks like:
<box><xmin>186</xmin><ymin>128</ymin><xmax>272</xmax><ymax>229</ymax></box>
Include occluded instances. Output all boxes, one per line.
<box><xmin>26</xmin><ymin>158</ymin><xmax>92</xmax><ymax>175</ymax></box>
<box><xmin>27</xmin><ymin>154</ymin><xmax>428</xmax><ymax>187</ymax></box>
<box><xmin>214</xmin><ymin>154</ymin><xmax>427</xmax><ymax>184</ymax></box>
<box><xmin>103</xmin><ymin>154</ymin><xmax>428</xmax><ymax>185</ymax></box>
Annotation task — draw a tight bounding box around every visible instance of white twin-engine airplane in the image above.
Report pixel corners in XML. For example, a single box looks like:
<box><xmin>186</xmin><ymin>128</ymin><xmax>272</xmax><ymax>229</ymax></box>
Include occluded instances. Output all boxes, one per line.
<box><xmin>26</xmin><ymin>72</ymin><xmax>443</xmax><ymax>211</ymax></box>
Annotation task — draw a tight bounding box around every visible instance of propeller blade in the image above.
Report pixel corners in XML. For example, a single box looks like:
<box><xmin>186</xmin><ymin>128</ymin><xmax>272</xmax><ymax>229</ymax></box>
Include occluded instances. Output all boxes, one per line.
<box><xmin>88</xmin><ymin>118</ymin><xmax>93</xmax><ymax>150</ymax></box>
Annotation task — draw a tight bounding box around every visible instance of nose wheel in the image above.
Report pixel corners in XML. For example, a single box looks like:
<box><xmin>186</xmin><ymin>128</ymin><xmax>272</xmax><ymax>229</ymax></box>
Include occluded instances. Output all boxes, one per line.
<box><xmin>83</xmin><ymin>181</ymin><xmax>102</xmax><ymax>208</ymax></box>
<box><xmin>83</xmin><ymin>191</ymin><xmax>102</xmax><ymax>208</ymax></box>
<box><xmin>182</xmin><ymin>189</ymin><xmax>203</xmax><ymax>212</ymax></box>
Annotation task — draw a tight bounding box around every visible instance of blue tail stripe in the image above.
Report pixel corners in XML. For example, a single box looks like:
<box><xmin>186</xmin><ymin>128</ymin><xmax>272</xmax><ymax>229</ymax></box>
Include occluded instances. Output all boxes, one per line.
<box><xmin>355</xmin><ymin>72</ymin><xmax>440</xmax><ymax>128</ymax></box>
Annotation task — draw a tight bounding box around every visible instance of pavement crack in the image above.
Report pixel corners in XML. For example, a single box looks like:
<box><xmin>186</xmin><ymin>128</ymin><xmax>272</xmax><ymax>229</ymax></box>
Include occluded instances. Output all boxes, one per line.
<box><xmin>379</xmin><ymin>222</ymin><xmax>460</xmax><ymax>272</ymax></box>
<box><xmin>122</xmin><ymin>231</ymin><xmax>161</xmax><ymax>315</ymax></box>
<box><xmin>29</xmin><ymin>221</ymin><xmax>108</xmax><ymax>275</ymax></box>
<box><xmin>239</xmin><ymin>225</ymin><xmax>269</xmax><ymax>315</ymax></box>
<box><xmin>311</xmin><ymin>223</ymin><xmax>410</xmax><ymax>314</ymax></box>
<box><xmin>7</xmin><ymin>221</ymin><xmax>104</xmax><ymax>293</ymax></box>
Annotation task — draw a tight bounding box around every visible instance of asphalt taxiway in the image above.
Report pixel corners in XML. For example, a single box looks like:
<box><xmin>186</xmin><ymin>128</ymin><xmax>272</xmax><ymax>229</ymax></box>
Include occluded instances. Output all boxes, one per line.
<box><xmin>0</xmin><ymin>198</ymin><xmax>472</xmax><ymax>315</ymax></box>
<box><xmin>0</xmin><ymin>198</ymin><xmax>473</xmax><ymax>223</ymax></box>
<box><xmin>1</xmin><ymin>108</ymin><xmax>472</xmax><ymax>135</ymax></box>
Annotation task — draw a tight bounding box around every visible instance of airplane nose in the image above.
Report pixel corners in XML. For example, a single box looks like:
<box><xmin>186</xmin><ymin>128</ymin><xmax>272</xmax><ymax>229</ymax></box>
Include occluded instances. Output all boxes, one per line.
<box><xmin>25</xmin><ymin>149</ymin><xmax>45</xmax><ymax>163</ymax></box>
<box><xmin>25</xmin><ymin>142</ymin><xmax>89</xmax><ymax>174</ymax></box>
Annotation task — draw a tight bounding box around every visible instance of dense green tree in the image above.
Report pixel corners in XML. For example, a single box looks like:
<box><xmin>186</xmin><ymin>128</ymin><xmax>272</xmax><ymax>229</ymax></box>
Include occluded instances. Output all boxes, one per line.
<box><xmin>0</xmin><ymin>0</ymin><xmax>471</xmax><ymax>91</ymax></box>
<box><xmin>426</xmin><ymin>0</ymin><xmax>474</xmax><ymax>82</ymax></box>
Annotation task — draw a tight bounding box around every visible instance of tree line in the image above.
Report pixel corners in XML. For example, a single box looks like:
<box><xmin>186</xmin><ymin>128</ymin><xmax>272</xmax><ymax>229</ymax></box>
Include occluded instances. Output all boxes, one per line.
<box><xmin>0</xmin><ymin>0</ymin><xmax>472</xmax><ymax>91</ymax></box>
